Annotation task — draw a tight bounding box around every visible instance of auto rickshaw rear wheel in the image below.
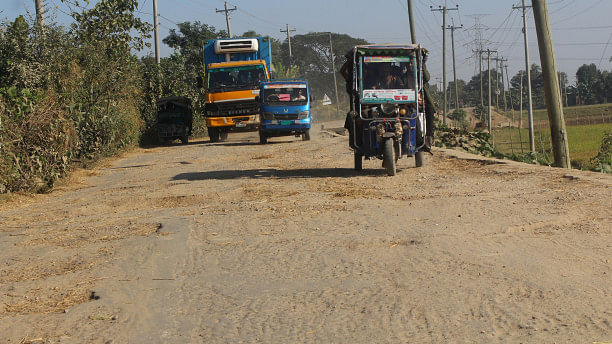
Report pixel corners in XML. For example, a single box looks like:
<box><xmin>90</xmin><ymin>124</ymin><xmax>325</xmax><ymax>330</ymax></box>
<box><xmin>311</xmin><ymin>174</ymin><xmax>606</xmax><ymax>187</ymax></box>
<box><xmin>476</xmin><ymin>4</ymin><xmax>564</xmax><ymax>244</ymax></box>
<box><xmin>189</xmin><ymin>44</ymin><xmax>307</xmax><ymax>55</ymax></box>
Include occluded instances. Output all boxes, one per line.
<box><xmin>383</xmin><ymin>138</ymin><xmax>396</xmax><ymax>176</ymax></box>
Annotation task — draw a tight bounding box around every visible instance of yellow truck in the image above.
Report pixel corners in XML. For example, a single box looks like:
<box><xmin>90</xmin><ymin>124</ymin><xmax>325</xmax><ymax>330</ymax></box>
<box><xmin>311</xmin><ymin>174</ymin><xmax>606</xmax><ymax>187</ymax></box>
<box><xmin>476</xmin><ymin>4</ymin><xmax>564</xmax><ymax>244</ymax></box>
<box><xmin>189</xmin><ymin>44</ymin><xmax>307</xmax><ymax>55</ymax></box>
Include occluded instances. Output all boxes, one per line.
<box><xmin>203</xmin><ymin>38</ymin><xmax>272</xmax><ymax>142</ymax></box>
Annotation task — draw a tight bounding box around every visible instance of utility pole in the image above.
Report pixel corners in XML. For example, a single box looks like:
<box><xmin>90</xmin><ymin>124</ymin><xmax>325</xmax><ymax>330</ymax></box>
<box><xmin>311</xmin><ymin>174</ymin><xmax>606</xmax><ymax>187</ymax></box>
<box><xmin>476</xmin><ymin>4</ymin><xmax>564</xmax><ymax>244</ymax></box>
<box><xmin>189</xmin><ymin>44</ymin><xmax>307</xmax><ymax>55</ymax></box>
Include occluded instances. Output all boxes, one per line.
<box><xmin>407</xmin><ymin>0</ymin><xmax>417</xmax><ymax>44</ymax></box>
<box><xmin>501</xmin><ymin>59</ymin><xmax>507</xmax><ymax>112</ymax></box>
<box><xmin>329</xmin><ymin>32</ymin><xmax>340</xmax><ymax>117</ymax></box>
<box><xmin>520</xmin><ymin>70</ymin><xmax>524</xmax><ymax>130</ymax></box>
<box><xmin>216</xmin><ymin>2</ymin><xmax>237</xmax><ymax>38</ymax></box>
<box><xmin>152</xmin><ymin>0</ymin><xmax>160</xmax><ymax>64</ymax></box>
<box><xmin>431</xmin><ymin>4</ymin><xmax>459</xmax><ymax>126</ymax></box>
<box><xmin>532</xmin><ymin>0</ymin><xmax>570</xmax><ymax>168</ymax></box>
<box><xmin>493</xmin><ymin>57</ymin><xmax>508</xmax><ymax>112</ymax></box>
<box><xmin>35</xmin><ymin>0</ymin><xmax>45</xmax><ymax>28</ymax></box>
<box><xmin>479</xmin><ymin>50</ymin><xmax>484</xmax><ymax>108</ymax></box>
<box><xmin>481</xmin><ymin>49</ymin><xmax>497</xmax><ymax>135</ymax></box>
<box><xmin>447</xmin><ymin>19</ymin><xmax>463</xmax><ymax>111</ymax></box>
<box><xmin>280</xmin><ymin>24</ymin><xmax>296</xmax><ymax>70</ymax></box>
<box><xmin>513</xmin><ymin>0</ymin><xmax>535</xmax><ymax>153</ymax></box>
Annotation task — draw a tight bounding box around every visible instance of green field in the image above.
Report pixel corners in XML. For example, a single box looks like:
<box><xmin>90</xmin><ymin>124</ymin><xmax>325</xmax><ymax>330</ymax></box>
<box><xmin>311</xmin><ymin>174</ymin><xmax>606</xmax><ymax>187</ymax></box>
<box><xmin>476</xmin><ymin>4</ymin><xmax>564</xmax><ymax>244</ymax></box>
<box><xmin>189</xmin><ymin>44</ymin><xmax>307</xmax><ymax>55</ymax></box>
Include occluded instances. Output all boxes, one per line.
<box><xmin>531</xmin><ymin>103</ymin><xmax>612</xmax><ymax>123</ymax></box>
<box><xmin>492</xmin><ymin>123</ymin><xmax>612</xmax><ymax>167</ymax></box>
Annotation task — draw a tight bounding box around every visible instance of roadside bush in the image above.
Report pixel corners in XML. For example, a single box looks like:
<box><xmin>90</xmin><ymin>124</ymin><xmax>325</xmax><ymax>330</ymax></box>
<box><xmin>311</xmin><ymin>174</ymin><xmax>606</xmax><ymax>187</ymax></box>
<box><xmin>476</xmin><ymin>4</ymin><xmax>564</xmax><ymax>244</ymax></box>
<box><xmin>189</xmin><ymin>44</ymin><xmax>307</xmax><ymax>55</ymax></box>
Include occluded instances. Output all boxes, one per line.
<box><xmin>0</xmin><ymin>1</ymin><xmax>151</xmax><ymax>193</ymax></box>
<box><xmin>588</xmin><ymin>131</ymin><xmax>611</xmax><ymax>173</ymax></box>
<box><xmin>0</xmin><ymin>89</ymin><xmax>75</xmax><ymax>192</ymax></box>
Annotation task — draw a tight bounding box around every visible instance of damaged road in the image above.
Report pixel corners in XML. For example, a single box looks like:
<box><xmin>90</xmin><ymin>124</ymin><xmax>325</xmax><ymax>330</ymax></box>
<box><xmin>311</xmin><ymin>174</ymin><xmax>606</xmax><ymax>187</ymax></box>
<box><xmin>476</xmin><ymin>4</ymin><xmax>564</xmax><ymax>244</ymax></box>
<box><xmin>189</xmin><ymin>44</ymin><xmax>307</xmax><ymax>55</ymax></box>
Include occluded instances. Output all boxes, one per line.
<box><xmin>1</xmin><ymin>124</ymin><xmax>611</xmax><ymax>343</ymax></box>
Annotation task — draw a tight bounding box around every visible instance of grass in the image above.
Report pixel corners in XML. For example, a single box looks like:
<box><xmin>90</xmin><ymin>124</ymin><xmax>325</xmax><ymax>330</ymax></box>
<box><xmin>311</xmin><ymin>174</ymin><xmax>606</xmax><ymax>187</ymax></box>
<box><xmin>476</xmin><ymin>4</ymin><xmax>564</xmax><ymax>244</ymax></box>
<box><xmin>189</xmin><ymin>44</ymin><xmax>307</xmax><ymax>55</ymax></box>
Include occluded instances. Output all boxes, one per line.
<box><xmin>492</xmin><ymin>123</ymin><xmax>612</xmax><ymax>168</ymax></box>
<box><xmin>528</xmin><ymin>103</ymin><xmax>612</xmax><ymax>123</ymax></box>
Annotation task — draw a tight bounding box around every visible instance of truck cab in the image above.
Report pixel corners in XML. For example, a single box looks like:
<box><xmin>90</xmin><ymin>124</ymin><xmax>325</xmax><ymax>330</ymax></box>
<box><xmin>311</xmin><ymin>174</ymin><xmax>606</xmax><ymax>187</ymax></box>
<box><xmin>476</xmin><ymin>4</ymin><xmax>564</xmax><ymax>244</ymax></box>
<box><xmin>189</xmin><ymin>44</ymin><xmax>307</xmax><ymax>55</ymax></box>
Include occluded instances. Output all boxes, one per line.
<box><xmin>203</xmin><ymin>38</ymin><xmax>272</xmax><ymax>142</ymax></box>
<box><xmin>257</xmin><ymin>79</ymin><xmax>312</xmax><ymax>144</ymax></box>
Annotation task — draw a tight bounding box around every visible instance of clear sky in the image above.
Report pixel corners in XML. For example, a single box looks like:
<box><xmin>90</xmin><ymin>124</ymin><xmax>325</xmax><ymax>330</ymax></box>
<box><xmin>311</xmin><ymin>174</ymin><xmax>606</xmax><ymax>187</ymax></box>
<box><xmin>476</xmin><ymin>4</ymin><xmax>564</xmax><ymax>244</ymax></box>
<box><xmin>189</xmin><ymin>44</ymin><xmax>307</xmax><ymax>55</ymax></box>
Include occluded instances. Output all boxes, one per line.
<box><xmin>4</xmin><ymin>0</ymin><xmax>612</xmax><ymax>84</ymax></box>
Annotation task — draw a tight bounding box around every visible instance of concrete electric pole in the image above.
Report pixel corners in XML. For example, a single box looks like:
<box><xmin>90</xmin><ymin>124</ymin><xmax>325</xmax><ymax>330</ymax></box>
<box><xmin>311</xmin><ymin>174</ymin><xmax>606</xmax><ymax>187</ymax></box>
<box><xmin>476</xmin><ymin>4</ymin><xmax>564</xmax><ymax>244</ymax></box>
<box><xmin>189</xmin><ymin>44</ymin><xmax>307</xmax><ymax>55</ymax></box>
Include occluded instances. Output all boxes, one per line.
<box><xmin>153</xmin><ymin>0</ymin><xmax>160</xmax><ymax>64</ymax></box>
<box><xmin>532</xmin><ymin>0</ymin><xmax>571</xmax><ymax>168</ymax></box>
<box><xmin>216</xmin><ymin>2</ymin><xmax>237</xmax><ymax>38</ymax></box>
<box><xmin>329</xmin><ymin>33</ymin><xmax>340</xmax><ymax>117</ymax></box>
<box><xmin>431</xmin><ymin>4</ymin><xmax>459</xmax><ymax>126</ymax></box>
<box><xmin>407</xmin><ymin>0</ymin><xmax>417</xmax><ymax>44</ymax></box>
<box><xmin>35</xmin><ymin>0</ymin><xmax>45</xmax><ymax>28</ymax></box>
<box><xmin>481</xmin><ymin>49</ymin><xmax>497</xmax><ymax>135</ymax></box>
<box><xmin>280</xmin><ymin>24</ymin><xmax>296</xmax><ymax>69</ymax></box>
<box><xmin>513</xmin><ymin>0</ymin><xmax>536</xmax><ymax>153</ymax></box>
<box><xmin>493</xmin><ymin>56</ymin><xmax>508</xmax><ymax>112</ymax></box>
<box><xmin>447</xmin><ymin>20</ymin><xmax>463</xmax><ymax>111</ymax></box>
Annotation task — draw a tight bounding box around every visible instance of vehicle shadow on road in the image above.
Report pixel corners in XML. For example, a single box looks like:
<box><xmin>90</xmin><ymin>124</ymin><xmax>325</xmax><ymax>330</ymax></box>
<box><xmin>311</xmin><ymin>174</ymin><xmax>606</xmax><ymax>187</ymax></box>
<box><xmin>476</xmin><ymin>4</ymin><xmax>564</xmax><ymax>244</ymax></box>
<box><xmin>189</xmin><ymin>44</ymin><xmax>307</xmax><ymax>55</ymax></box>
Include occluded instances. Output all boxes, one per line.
<box><xmin>172</xmin><ymin>168</ymin><xmax>380</xmax><ymax>180</ymax></box>
<box><xmin>205</xmin><ymin>140</ymin><xmax>296</xmax><ymax>147</ymax></box>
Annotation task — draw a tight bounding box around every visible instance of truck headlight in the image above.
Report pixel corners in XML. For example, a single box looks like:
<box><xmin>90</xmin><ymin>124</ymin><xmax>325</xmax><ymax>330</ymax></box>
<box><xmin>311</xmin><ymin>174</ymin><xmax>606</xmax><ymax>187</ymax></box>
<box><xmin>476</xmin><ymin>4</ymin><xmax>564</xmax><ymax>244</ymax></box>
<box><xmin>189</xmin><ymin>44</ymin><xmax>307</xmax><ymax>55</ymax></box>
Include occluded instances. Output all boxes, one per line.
<box><xmin>297</xmin><ymin>111</ymin><xmax>310</xmax><ymax>119</ymax></box>
<box><xmin>263</xmin><ymin>112</ymin><xmax>275</xmax><ymax>120</ymax></box>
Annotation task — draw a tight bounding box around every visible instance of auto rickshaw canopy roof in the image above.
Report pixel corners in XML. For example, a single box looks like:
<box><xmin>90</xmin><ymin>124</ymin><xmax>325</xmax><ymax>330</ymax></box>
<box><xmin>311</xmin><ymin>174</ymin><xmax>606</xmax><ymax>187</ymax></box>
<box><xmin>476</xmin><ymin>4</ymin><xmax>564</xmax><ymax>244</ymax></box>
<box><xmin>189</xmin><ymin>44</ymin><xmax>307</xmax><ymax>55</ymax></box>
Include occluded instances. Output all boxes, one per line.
<box><xmin>346</xmin><ymin>44</ymin><xmax>428</xmax><ymax>58</ymax></box>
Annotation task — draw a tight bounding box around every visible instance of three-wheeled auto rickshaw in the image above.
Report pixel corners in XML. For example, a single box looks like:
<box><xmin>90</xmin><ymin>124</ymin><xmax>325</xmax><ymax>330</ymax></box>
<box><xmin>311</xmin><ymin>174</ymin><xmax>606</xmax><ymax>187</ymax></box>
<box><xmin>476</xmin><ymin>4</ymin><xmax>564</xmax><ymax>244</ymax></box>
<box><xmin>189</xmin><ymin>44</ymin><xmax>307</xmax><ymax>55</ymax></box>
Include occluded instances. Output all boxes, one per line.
<box><xmin>344</xmin><ymin>44</ymin><xmax>428</xmax><ymax>175</ymax></box>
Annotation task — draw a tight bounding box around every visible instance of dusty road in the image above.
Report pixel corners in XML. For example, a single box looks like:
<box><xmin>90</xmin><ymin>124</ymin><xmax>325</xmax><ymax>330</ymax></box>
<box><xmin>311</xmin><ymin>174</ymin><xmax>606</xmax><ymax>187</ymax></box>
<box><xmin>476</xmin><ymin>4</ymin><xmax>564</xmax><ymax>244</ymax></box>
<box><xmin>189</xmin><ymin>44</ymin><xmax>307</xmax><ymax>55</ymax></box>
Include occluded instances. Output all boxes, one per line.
<box><xmin>1</xmin><ymin>124</ymin><xmax>611</xmax><ymax>343</ymax></box>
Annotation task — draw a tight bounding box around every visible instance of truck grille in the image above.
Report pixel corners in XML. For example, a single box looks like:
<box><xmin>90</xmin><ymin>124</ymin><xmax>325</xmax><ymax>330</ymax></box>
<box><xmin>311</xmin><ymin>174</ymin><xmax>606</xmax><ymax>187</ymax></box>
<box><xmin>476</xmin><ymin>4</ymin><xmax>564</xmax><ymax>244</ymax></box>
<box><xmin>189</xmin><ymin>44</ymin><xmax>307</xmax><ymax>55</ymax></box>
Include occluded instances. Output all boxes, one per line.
<box><xmin>216</xmin><ymin>100</ymin><xmax>259</xmax><ymax>116</ymax></box>
<box><xmin>274</xmin><ymin>114</ymin><xmax>299</xmax><ymax>120</ymax></box>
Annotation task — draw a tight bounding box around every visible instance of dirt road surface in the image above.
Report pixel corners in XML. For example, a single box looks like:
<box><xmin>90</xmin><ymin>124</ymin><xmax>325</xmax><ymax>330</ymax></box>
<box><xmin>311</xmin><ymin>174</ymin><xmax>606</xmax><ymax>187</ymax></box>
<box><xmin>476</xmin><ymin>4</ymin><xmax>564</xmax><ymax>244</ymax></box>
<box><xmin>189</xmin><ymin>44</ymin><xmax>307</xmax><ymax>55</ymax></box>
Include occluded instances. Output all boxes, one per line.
<box><xmin>1</xmin><ymin>124</ymin><xmax>611</xmax><ymax>343</ymax></box>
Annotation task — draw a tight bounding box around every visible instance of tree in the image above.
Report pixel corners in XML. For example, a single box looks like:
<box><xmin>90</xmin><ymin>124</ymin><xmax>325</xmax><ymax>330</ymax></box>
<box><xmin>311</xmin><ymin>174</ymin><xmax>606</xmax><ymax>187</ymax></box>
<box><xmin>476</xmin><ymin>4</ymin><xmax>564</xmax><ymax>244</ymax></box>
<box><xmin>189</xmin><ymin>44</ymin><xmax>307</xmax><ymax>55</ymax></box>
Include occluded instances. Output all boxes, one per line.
<box><xmin>281</xmin><ymin>32</ymin><xmax>368</xmax><ymax>100</ymax></box>
<box><xmin>575</xmin><ymin>63</ymin><xmax>603</xmax><ymax>105</ymax></box>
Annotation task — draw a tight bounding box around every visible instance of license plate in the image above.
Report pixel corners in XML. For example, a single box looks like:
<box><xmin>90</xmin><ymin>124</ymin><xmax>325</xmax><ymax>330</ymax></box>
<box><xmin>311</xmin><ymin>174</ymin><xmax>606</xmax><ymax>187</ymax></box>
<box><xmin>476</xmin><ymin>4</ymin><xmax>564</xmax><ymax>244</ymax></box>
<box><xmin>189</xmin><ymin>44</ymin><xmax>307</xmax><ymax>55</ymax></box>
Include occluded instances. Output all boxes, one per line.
<box><xmin>235</xmin><ymin>121</ymin><xmax>247</xmax><ymax>128</ymax></box>
<box><xmin>280</xmin><ymin>120</ymin><xmax>293</xmax><ymax>125</ymax></box>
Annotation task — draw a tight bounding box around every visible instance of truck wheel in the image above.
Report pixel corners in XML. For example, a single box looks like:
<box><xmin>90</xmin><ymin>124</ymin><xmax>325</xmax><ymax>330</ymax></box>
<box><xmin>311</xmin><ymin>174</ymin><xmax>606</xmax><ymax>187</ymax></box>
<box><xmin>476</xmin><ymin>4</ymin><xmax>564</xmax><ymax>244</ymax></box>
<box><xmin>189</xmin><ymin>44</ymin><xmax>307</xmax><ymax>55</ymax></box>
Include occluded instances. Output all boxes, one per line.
<box><xmin>180</xmin><ymin>135</ymin><xmax>189</xmax><ymax>145</ymax></box>
<box><xmin>219</xmin><ymin>131</ymin><xmax>228</xmax><ymax>142</ymax></box>
<box><xmin>302</xmin><ymin>129</ymin><xmax>311</xmax><ymax>141</ymax></box>
<box><xmin>415</xmin><ymin>151</ymin><xmax>425</xmax><ymax>167</ymax></box>
<box><xmin>354</xmin><ymin>152</ymin><xmax>363</xmax><ymax>171</ymax></box>
<box><xmin>259</xmin><ymin>132</ymin><xmax>268</xmax><ymax>144</ymax></box>
<box><xmin>208</xmin><ymin>128</ymin><xmax>220</xmax><ymax>142</ymax></box>
<box><xmin>383</xmin><ymin>138</ymin><xmax>396</xmax><ymax>176</ymax></box>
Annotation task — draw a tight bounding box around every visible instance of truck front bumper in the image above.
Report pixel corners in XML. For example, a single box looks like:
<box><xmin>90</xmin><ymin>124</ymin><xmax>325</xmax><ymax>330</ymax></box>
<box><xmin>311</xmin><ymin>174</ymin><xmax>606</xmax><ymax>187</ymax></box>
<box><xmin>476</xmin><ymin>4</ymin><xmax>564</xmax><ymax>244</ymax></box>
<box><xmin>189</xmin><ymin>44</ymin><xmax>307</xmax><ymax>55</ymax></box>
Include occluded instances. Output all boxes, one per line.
<box><xmin>206</xmin><ymin>114</ymin><xmax>260</xmax><ymax>128</ymax></box>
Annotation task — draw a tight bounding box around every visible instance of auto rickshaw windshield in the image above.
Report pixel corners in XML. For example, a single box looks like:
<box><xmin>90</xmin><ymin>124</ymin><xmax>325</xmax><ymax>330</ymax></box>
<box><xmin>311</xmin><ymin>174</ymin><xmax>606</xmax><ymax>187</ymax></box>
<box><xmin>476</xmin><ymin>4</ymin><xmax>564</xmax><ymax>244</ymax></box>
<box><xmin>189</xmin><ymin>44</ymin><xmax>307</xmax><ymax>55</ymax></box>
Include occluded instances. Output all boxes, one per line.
<box><xmin>361</xmin><ymin>56</ymin><xmax>416</xmax><ymax>90</ymax></box>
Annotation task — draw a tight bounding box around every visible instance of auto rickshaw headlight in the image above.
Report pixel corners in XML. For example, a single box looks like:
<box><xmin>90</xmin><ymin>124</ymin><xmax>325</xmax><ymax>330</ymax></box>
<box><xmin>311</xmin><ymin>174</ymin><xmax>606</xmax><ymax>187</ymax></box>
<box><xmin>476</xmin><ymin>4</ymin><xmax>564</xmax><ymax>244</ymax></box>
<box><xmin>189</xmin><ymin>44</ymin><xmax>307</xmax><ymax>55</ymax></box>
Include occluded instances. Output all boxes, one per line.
<box><xmin>380</xmin><ymin>103</ymin><xmax>396</xmax><ymax>115</ymax></box>
<box><xmin>399</xmin><ymin>107</ymin><xmax>407</xmax><ymax>115</ymax></box>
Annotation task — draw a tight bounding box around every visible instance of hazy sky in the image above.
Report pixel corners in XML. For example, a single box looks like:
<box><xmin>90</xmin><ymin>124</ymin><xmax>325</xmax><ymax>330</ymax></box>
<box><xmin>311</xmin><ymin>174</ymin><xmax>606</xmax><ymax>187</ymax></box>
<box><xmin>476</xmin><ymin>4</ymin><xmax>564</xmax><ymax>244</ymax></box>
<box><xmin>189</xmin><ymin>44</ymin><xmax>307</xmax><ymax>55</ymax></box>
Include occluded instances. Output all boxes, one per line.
<box><xmin>4</xmin><ymin>0</ymin><xmax>612</xmax><ymax>84</ymax></box>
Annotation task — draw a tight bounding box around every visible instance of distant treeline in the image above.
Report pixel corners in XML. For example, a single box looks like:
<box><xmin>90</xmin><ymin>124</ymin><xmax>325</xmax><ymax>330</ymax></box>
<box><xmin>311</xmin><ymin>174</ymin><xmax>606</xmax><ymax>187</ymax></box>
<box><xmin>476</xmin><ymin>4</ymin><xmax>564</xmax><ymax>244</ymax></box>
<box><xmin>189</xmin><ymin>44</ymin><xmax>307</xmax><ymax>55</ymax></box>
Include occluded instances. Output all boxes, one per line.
<box><xmin>436</xmin><ymin>63</ymin><xmax>612</xmax><ymax>113</ymax></box>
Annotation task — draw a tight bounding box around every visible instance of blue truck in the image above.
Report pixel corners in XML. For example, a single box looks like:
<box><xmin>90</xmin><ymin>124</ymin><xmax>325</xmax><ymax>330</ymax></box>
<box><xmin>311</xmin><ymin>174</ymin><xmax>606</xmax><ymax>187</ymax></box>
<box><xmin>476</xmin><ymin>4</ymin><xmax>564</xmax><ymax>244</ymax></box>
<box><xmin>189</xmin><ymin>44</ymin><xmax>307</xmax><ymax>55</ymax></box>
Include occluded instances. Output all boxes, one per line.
<box><xmin>257</xmin><ymin>79</ymin><xmax>312</xmax><ymax>144</ymax></box>
<box><xmin>203</xmin><ymin>37</ymin><xmax>272</xmax><ymax>142</ymax></box>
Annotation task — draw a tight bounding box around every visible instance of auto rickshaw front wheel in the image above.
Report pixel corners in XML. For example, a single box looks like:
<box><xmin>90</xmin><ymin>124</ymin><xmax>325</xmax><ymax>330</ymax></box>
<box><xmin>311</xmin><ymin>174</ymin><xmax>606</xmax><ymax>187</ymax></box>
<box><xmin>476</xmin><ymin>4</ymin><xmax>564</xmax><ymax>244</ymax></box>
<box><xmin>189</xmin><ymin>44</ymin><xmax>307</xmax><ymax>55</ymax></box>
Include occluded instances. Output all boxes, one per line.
<box><xmin>354</xmin><ymin>152</ymin><xmax>363</xmax><ymax>171</ymax></box>
<box><xmin>383</xmin><ymin>138</ymin><xmax>396</xmax><ymax>176</ymax></box>
<box><xmin>415</xmin><ymin>151</ymin><xmax>425</xmax><ymax>167</ymax></box>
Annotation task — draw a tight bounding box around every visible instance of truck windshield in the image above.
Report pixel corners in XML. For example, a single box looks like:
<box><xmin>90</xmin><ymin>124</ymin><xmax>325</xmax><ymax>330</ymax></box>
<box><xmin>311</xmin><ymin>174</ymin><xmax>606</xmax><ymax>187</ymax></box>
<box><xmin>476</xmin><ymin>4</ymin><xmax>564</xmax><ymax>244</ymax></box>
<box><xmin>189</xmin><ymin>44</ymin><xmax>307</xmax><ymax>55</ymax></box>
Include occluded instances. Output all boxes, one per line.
<box><xmin>208</xmin><ymin>65</ymin><xmax>266</xmax><ymax>92</ymax></box>
<box><xmin>362</xmin><ymin>56</ymin><xmax>416</xmax><ymax>90</ymax></box>
<box><xmin>262</xmin><ymin>84</ymin><xmax>308</xmax><ymax>105</ymax></box>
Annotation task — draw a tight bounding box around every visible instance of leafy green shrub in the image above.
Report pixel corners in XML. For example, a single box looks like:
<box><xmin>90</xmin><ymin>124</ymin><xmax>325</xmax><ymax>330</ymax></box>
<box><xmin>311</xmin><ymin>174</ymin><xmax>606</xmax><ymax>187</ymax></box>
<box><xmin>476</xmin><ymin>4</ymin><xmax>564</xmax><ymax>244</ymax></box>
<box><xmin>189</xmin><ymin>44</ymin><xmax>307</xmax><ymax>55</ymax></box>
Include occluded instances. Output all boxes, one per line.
<box><xmin>588</xmin><ymin>131</ymin><xmax>612</xmax><ymax>173</ymax></box>
<box><xmin>0</xmin><ymin>90</ymin><xmax>75</xmax><ymax>192</ymax></box>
